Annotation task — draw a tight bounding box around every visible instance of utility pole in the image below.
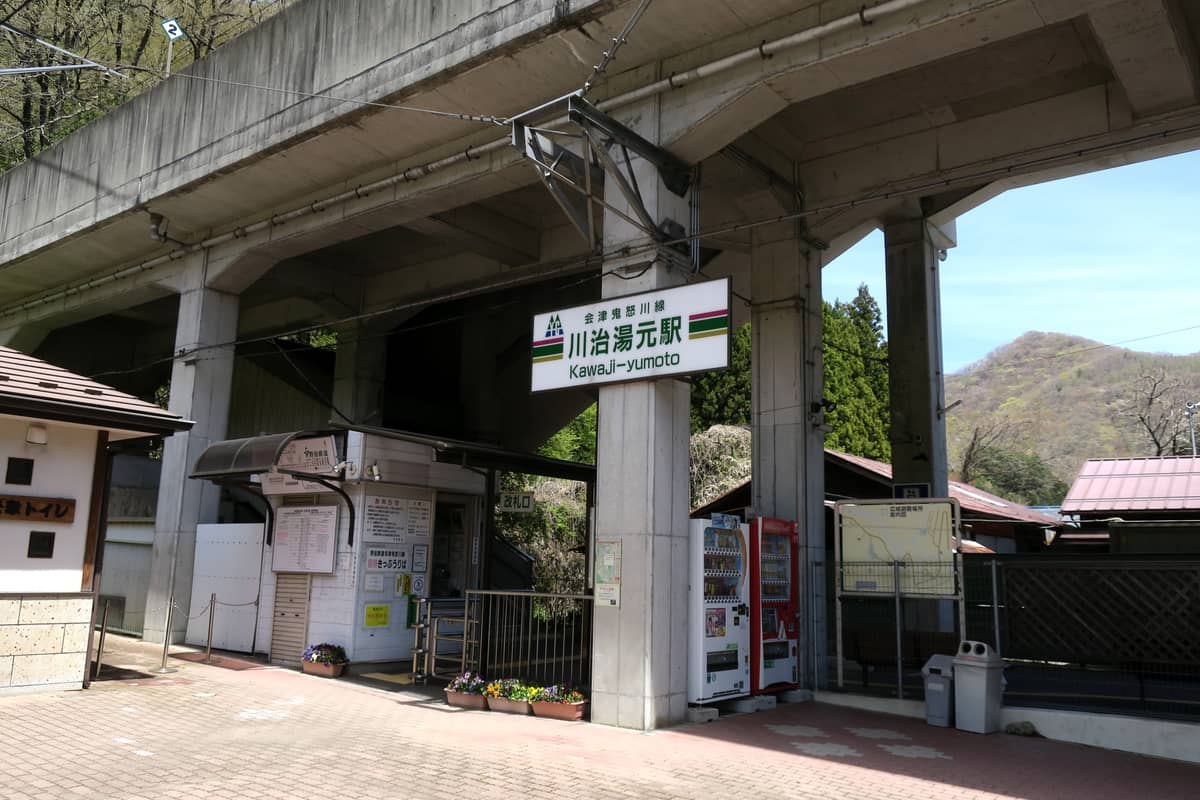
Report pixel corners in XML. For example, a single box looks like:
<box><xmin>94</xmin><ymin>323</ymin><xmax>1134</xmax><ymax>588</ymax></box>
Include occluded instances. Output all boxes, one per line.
<box><xmin>1187</xmin><ymin>401</ymin><xmax>1198</xmax><ymax>456</ymax></box>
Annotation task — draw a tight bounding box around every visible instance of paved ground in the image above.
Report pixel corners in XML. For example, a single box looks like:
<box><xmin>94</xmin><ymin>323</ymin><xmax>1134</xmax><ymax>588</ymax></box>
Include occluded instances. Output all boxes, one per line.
<box><xmin>1</xmin><ymin>637</ymin><xmax>1197</xmax><ymax>800</ymax></box>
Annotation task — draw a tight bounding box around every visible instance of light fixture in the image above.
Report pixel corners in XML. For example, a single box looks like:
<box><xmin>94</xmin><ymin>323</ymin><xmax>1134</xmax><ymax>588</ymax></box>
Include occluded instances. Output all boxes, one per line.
<box><xmin>368</xmin><ymin>463</ymin><xmax>381</xmax><ymax>481</ymax></box>
<box><xmin>25</xmin><ymin>424</ymin><xmax>47</xmax><ymax>445</ymax></box>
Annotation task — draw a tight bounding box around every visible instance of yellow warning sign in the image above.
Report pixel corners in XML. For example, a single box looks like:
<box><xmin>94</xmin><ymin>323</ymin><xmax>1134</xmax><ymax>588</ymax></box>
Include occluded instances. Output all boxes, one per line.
<box><xmin>364</xmin><ymin>604</ymin><xmax>390</xmax><ymax>628</ymax></box>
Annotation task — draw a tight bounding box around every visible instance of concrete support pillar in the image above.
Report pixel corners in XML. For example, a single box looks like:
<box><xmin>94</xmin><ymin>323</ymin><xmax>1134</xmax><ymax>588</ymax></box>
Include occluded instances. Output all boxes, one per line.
<box><xmin>331</xmin><ymin>320</ymin><xmax>388</xmax><ymax>426</ymax></box>
<box><xmin>591</xmin><ymin>97</ymin><xmax>691</xmax><ymax>731</ymax></box>
<box><xmin>884</xmin><ymin>219</ymin><xmax>949</xmax><ymax>497</ymax></box>
<box><xmin>144</xmin><ymin>279</ymin><xmax>238</xmax><ymax>644</ymax></box>
<box><xmin>749</xmin><ymin>222</ymin><xmax>825</xmax><ymax>688</ymax></box>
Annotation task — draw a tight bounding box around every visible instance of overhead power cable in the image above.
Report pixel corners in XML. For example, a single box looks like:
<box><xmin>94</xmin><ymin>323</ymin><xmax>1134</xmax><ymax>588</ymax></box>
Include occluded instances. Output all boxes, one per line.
<box><xmin>112</xmin><ymin>63</ymin><xmax>506</xmax><ymax>125</ymax></box>
<box><xmin>581</xmin><ymin>0</ymin><xmax>653</xmax><ymax>95</ymax></box>
<box><xmin>0</xmin><ymin>22</ymin><xmax>127</xmax><ymax>79</ymax></box>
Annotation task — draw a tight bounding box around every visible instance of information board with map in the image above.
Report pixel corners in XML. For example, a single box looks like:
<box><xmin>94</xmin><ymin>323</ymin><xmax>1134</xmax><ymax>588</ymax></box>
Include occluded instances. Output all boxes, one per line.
<box><xmin>835</xmin><ymin>499</ymin><xmax>960</xmax><ymax>597</ymax></box>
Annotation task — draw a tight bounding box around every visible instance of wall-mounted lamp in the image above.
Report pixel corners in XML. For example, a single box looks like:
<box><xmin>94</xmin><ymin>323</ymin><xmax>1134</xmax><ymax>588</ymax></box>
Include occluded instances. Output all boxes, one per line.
<box><xmin>25</xmin><ymin>424</ymin><xmax>47</xmax><ymax>445</ymax></box>
<box><xmin>367</xmin><ymin>463</ymin><xmax>382</xmax><ymax>482</ymax></box>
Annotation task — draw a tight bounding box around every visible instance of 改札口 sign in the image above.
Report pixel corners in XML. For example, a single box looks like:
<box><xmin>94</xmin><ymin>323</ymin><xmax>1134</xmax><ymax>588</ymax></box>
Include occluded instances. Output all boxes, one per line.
<box><xmin>530</xmin><ymin>278</ymin><xmax>730</xmax><ymax>392</ymax></box>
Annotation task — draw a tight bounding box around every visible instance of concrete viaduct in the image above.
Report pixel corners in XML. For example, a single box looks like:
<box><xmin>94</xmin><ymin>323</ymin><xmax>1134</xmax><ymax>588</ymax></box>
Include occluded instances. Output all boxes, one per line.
<box><xmin>1</xmin><ymin>0</ymin><xmax>1197</xmax><ymax>729</ymax></box>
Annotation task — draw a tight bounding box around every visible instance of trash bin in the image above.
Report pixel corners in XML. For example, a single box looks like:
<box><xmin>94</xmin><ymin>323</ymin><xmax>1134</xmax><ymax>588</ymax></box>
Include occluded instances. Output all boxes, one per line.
<box><xmin>953</xmin><ymin>640</ymin><xmax>1004</xmax><ymax>734</ymax></box>
<box><xmin>921</xmin><ymin>654</ymin><xmax>955</xmax><ymax>727</ymax></box>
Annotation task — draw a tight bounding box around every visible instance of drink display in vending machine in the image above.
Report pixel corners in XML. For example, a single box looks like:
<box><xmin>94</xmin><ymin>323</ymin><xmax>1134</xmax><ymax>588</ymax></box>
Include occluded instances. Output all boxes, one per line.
<box><xmin>688</xmin><ymin>514</ymin><xmax>751</xmax><ymax>704</ymax></box>
<box><xmin>750</xmin><ymin>517</ymin><xmax>800</xmax><ymax>694</ymax></box>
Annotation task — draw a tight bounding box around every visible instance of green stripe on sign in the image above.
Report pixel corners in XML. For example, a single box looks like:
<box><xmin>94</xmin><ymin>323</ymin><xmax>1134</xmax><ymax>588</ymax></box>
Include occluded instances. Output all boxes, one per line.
<box><xmin>532</xmin><ymin>343</ymin><xmax>564</xmax><ymax>359</ymax></box>
<box><xmin>688</xmin><ymin>315</ymin><xmax>729</xmax><ymax>334</ymax></box>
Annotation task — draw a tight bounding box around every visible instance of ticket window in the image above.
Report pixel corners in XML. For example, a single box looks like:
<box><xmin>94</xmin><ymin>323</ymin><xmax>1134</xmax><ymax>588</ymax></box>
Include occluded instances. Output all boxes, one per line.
<box><xmin>430</xmin><ymin>497</ymin><xmax>477</xmax><ymax>598</ymax></box>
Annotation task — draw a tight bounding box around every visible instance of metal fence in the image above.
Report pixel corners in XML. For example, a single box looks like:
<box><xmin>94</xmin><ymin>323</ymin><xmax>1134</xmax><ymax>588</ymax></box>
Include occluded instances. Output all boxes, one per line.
<box><xmin>834</xmin><ymin>560</ymin><xmax>962</xmax><ymax>699</ymax></box>
<box><xmin>463</xmin><ymin>590</ymin><xmax>593</xmax><ymax>691</ymax></box>
<box><xmin>963</xmin><ymin>555</ymin><xmax>1200</xmax><ymax>719</ymax></box>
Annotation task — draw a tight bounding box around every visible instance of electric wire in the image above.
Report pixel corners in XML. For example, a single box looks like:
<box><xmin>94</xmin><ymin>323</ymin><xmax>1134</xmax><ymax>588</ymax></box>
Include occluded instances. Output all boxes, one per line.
<box><xmin>111</xmin><ymin>64</ymin><xmax>507</xmax><ymax>125</ymax></box>
<box><xmin>580</xmin><ymin>0</ymin><xmax>653</xmax><ymax>96</ymax></box>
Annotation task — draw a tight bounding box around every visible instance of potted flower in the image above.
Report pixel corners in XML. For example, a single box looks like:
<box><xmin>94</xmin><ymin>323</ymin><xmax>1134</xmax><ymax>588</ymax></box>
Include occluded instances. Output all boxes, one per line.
<box><xmin>301</xmin><ymin>643</ymin><xmax>348</xmax><ymax>678</ymax></box>
<box><xmin>445</xmin><ymin>672</ymin><xmax>488</xmax><ymax>710</ymax></box>
<box><xmin>484</xmin><ymin>679</ymin><xmax>532</xmax><ymax>715</ymax></box>
<box><xmin>529</xmin><ymin>685</ymin><xmax>588</xmax><ymax>721</ymax></box>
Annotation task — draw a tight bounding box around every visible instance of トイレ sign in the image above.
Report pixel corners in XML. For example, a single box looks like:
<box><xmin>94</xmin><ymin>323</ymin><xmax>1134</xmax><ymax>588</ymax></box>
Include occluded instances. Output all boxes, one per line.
<box><xmin>531</xmin><ymin>278</ymin><xmax>730</xmax><ymax>392</ymax></box>
<box><xmin>0</xmin><ymin>494</ymin><xmax>75</xmax><ymax>524</ymax></box>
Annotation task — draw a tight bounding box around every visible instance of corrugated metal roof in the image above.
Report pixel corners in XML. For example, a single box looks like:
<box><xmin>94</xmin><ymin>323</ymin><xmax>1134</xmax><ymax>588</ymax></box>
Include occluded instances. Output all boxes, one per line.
<box><xmin>1061</xmin><ymin>456</ymin><xmax>1200</xmax><ymax>513</ymax></box>
<box><xmin>0</xmin><ymin>346</ymin><xmax>190</xmax><ymax>437</ymax></box>
<box><xmin>827</xmin><ymin>449</ymin><xmax>1060</xmax><ymax>526</ymax></box>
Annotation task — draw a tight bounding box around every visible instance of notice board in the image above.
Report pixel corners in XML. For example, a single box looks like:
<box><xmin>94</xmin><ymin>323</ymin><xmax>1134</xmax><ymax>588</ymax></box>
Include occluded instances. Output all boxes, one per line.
<box><xmin>272</xmin><ymin>505</ymin><xmax>338</xmax><ymax>573</ymax></box>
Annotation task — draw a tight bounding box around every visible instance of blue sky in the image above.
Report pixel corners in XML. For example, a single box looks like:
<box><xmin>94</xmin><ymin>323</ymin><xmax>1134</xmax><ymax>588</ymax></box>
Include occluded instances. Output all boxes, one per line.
<box><xmin>821</xmin><ymin>150</ymin><xmax>1200</xmax><ymax>374</ymax></box>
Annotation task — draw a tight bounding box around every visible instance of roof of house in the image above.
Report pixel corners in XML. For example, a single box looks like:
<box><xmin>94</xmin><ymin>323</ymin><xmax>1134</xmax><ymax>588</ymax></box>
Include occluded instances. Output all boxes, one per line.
<box><xmin>0</xmin><ymin>346</ymin><xmax>191</xmax><ymax>438</ymax></box>
<box><xmin>691</xmin><ymin>448</ymin><xmax>1059</xmax><ymax>527</ymax></box>
<box><xmin>827</xmin><ymin>449</ymin><xmax>1060</xmax><ymax>526</ymax></box>
<box><xmin>1060</xmin><ymin>456</ymin><xmax>1200</xmax><ymax>514</ymax></box>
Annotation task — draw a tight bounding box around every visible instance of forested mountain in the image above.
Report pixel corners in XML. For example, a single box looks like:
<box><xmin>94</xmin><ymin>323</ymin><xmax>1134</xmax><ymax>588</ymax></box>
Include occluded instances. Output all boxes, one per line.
<box><xmin>945</xmin><ymin>332</ymin><xmax>1200</xmax><ymax>493</ymax></box>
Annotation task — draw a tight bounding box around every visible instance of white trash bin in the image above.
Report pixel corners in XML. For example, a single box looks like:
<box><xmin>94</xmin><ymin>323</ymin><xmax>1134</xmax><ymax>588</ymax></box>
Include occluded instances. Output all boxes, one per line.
<box><xmin>921</xmin><ymin>654</ymin><xmax>955</xmax><ymax>727</ymax></box>
<box><xmin>953</xmin><ymin>640</ymin><xmax>1004</xmax><ymax>734</ymax></box>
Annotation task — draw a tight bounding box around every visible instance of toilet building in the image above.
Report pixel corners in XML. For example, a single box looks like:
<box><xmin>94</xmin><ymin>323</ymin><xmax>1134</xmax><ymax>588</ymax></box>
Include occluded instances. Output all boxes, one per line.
<box><xmin>0</xmin><ymin>346</ymin><xmax>190</xmax><ymax>693</ymax></box>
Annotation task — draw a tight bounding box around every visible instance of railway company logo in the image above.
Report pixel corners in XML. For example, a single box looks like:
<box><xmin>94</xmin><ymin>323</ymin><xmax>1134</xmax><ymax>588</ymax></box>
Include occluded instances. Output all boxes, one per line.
<box><xmin>532</xmin><ymin>314</ymin><xmax>566</xmax><ymax>364</ymax></box>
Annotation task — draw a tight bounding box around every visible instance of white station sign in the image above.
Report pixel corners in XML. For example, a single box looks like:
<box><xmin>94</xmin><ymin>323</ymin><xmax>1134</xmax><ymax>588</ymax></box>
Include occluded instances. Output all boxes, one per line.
<box><xmin>531</xmin><ymin>278</ymin><xmax>730</xmax><ymax>392</ymax></box>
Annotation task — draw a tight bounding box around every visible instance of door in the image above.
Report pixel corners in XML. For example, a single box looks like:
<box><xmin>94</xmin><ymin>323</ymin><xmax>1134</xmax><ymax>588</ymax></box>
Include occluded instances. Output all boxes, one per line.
<box><xmin>430</xmin><ymin>497</ymin><xmax>479</xmax><ymax>598</ymax></box>
<box><xmin>270</xmin><ymin>573</ymin><xmax>312</xmax><ymax>665</ymax></box>
<box><xmin>185</xmin><ymin>523</ymin><xmax>265</xmax><ymax>652</ymax></box>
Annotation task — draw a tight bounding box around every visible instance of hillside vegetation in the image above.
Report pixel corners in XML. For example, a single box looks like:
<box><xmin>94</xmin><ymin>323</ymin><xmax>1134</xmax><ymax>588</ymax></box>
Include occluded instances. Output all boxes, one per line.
<box><xmin>945</xmin><ymin>332</ymin><xmax>1200</xmax><ymax>486</ymax></box>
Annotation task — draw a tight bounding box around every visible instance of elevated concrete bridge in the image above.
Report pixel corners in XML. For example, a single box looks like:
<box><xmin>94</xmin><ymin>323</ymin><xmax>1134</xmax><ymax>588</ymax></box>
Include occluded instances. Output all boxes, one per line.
<box><xmin>2</xmin><ymin>0</ymin><xmax>1197</xmax><ymax>730</ymax></box>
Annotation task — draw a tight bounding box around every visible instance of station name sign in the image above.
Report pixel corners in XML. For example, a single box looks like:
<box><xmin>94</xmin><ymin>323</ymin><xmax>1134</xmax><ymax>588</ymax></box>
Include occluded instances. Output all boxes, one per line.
<box><xmin>531</xmin><ymin>278</ymin><xmax>730</xmax><ymax>392</ymax></box>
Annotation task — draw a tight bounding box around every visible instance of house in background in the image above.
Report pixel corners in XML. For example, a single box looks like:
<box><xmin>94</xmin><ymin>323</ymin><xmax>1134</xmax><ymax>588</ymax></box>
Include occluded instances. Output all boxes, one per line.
<box><xmin>1059</xmin><ymin>456</ymin><xmax>1200</xmax><ymax>553</ymax></box>
<box><xmin>693</xmin><ymin>448</ymin><xmax>1060</xmax><ymax>553</ymax></box>
<box><xmin>0</xmin><ymin>346</ymin><xmax>189</xmax><ymax>693</ymax></box>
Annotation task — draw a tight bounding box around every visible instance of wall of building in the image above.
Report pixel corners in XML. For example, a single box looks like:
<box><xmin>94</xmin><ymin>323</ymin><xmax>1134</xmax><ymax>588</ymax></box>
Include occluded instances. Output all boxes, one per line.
<box><xmin>99</xmin><ymin>522</ymin><xmax>154</xmax><ymax>634</ymax></box>
<box><xmin>0</xmin><ymin>418</ymin><xmax>97</xmax><ymax>593</ymax></box>
<box><xmin>0</xmin><ymin>593</ymin><xmax>93</xmax><ymax>693</ymax></box>
<box><xmin>227</xmin><ymin>356</ymin><xmax>332</xmax><ymax>438</ymax></box>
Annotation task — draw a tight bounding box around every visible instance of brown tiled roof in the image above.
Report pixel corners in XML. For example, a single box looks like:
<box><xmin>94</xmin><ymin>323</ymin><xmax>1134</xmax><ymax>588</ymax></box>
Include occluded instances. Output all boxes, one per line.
<box><xmin>826</xmin><ymin>449</ymin><xmax>1060</xmax><ymax>526</ymax></box>
<box><xmin>1061</xmin><ymin>456</ymin><xmax>1200</xmax><ymax>513</ymax></box>
<box><xmin>0</xmin><ymin>346</ymin><xmax>191</xmax><ymax>436</ymax></box>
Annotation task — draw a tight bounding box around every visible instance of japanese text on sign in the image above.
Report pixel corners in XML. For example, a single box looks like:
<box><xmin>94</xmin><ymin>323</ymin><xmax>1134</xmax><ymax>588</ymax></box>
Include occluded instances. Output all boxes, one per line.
<box><xmin>498</xmin><ymin>492</ymin><xmax>533</xmax><ymax>513</ymax></box>
<box><xmin>531</xmin><ymin>278</ymin><xmax>730</xmax><ymax>392</ymax></box>
<box><xmin>0</xmin><ymin>495</ymin><xmax>75</xmax><ymax>524</ymax></box>
<box><xmin>363</xmin><ymin>495</ymin><xmax>432</xmax><ymax>543</ymax></box>
<box><xmin>366</xmin><ymin>547</ymin><xmax>408</xmax><ymax>572</ymax></box>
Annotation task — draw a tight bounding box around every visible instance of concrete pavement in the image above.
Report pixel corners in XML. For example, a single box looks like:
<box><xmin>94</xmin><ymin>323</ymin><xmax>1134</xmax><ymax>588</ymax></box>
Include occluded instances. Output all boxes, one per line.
<box><xmin>0</xmin><ymin>636</ymin><xmax>1196</xmax><ymax>800</ymax></box>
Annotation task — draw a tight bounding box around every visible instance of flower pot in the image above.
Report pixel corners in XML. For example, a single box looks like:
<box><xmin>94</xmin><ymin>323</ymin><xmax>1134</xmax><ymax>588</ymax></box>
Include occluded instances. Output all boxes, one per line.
<box><xmin>485</xmin><ymin>696</ymin><xmax>531</xmax><ymax>715</ymax></box>
<box><xmin>445</xmin><ymin>690</ymin><xmax>488</xmax><ymax>710</ymax></box>
<box><xmin>302</xmin><ymin>660</ymin><xmax>345</xmax><ymax>678</ymax></box>
<box><xmin>531</xmin><ymin>701</ymin><xmax>587</xmax><ymax>721</ymax></box>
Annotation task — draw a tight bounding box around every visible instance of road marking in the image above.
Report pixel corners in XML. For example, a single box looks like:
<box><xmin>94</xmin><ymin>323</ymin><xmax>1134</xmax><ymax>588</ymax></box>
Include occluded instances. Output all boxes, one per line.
<box><xmin>791</xmin><ymin>742</ymin><xmax>861</xmax><ymax>758</ymax></box>
<box><xmin>766</xmin><ymin>724</ymin><xmax>827</xmax><ymax>738</ymax></box>
<box><xmin>133</xmin><ymin>750</ymin><xmax>155</xmax><ymax>757</ymax></box>
<box><xmin>879</xmin><ymin>744</ymin><xmax>951</xmax><ymax>759</ymax></box>
<box><xmin>113</xmin><ymin>737</ymin><xmax>136</xmax><ymax>745</ymax></box>
<box><xmin>846</xmin><ymin>727</ymin><xmax>910</xmax><ymax>740</ymax></box>
<box><xmin>235</xmin><ymin>708</ymin><xmax>289</xmax><ymax>721</ymax></box>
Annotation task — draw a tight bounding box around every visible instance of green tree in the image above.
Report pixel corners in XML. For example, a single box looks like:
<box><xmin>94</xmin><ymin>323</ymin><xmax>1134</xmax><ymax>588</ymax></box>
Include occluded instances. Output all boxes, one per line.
<box><xmin>537</xmin><ymin>403</ymin><xmax>597</xmax><ymax>465</ymax></box>
<box><xmin>689</xmin><ymin>284</ymin><xmax>891</xmax><ymax>460</ymax></box>
<box><xmin>690</xmin><ymin>323</ymin><xmax>751</xmax><ymax>433</ymax></box>
<box><xmin>969</xmin><ymin>446</ymin><xmax>1070</xmax><ymax>506</ymax></box>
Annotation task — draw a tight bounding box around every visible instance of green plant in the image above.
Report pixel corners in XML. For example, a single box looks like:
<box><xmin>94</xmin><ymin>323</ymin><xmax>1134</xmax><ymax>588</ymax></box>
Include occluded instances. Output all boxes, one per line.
<box><xmin>484</xmin><ymin>679</ymin><xmax>532</xmax><ymax>701</ymax></box>
<box><xmin>302</xmin><ymin>643</ymin><xmax>348</xmax><ymax>665</ymax></box>
<box><xmin>447</xmin><ymin>672</ymin><xmax>487</xmax><ymax>694</ymax></box>
<box><xmin>529</xmin><ymin>685</ymin><xmax>586</xmax><ymax>704</ymax></box>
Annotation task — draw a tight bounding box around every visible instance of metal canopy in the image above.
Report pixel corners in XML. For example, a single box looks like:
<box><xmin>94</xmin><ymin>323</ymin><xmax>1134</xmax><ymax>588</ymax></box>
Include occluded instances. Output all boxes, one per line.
<box><xmin>332</xmin><ymin>424</ymin><xmax>596</xmax><ymax>484</ymax></box>
<box><xmin>189</xmin><ymin>431</ymin><xmax>332</xmax><ymax>480</ymax></box>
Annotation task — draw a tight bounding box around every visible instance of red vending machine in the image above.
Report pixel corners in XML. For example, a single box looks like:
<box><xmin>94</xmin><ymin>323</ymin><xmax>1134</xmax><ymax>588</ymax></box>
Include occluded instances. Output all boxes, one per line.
<box><xmin>749</xmin><ymin>517</ymin><xmax>800</xmax><ymax>694</ymax></box>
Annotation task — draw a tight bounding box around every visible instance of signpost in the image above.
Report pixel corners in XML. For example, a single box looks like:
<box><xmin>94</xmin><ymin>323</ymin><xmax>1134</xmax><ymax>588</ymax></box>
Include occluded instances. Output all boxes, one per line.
<box><xmin>530</xmin><ymin>277</ymin><xmax>730</xmax><ymax>392</ymax></box>
<box><xmin>498</xmin><ymin>492</ymin><xmax>534</xmax><ymax>513</ymax></box>
<box><xmin>159</xmin><ymin>18</ymin><xmax>185</xmax><ymax>78</ymax></box>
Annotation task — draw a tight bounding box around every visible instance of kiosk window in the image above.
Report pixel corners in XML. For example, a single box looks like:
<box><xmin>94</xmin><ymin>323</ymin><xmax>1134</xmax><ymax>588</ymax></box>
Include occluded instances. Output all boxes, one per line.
<box><xmin>6</xmin><ymin>457</ymin><xmax>34</xmax><ymax>485</ymax></box>
<box><xmin>28</xmin><ymin>531</ymin><xmax>54</xmax><ymax>558</ymax></box>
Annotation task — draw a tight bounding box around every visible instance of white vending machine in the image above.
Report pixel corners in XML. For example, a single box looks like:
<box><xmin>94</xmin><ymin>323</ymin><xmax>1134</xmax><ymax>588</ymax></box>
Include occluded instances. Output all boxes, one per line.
<box><xmin>688</xmin><ymin>515</ymin><xmax>751</xmax><ymax>704</ymax></box>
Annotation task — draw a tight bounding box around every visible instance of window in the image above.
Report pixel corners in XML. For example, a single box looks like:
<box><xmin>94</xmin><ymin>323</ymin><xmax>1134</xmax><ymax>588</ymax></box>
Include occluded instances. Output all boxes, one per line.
<box><xmin>27</xmin><ymin>531</ymin><xmax>54</xmax><ymax>559</ymax></box>
<box><xmin>5</xmin><ymin>457</ymin><xmax>34</xmax><ymax>485</ymax></box>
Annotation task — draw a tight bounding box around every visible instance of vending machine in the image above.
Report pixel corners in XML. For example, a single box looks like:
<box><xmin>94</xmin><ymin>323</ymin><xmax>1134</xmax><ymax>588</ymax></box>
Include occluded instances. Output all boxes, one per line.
<box><xmin>688</xmin><ymin>515</ymin><xmax>751</xmax><ymax>704</ymax></box>
<box><xmin>749</xmin><ymin>517</ymin><xmax>800</xmax><ymax>694</ymax></box>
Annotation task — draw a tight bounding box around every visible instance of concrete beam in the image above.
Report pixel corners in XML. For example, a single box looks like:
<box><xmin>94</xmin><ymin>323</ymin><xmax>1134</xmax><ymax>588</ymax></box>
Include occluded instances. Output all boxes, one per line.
<box><xmin>402</xmin><ymin>206</ymin><xmax>540</xmax><ymax>266</ymax></box>
<box><xmin>1088</xmin><ymin>0</ymin><xmax>1199</xmax><ymax>115</ymax></box>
